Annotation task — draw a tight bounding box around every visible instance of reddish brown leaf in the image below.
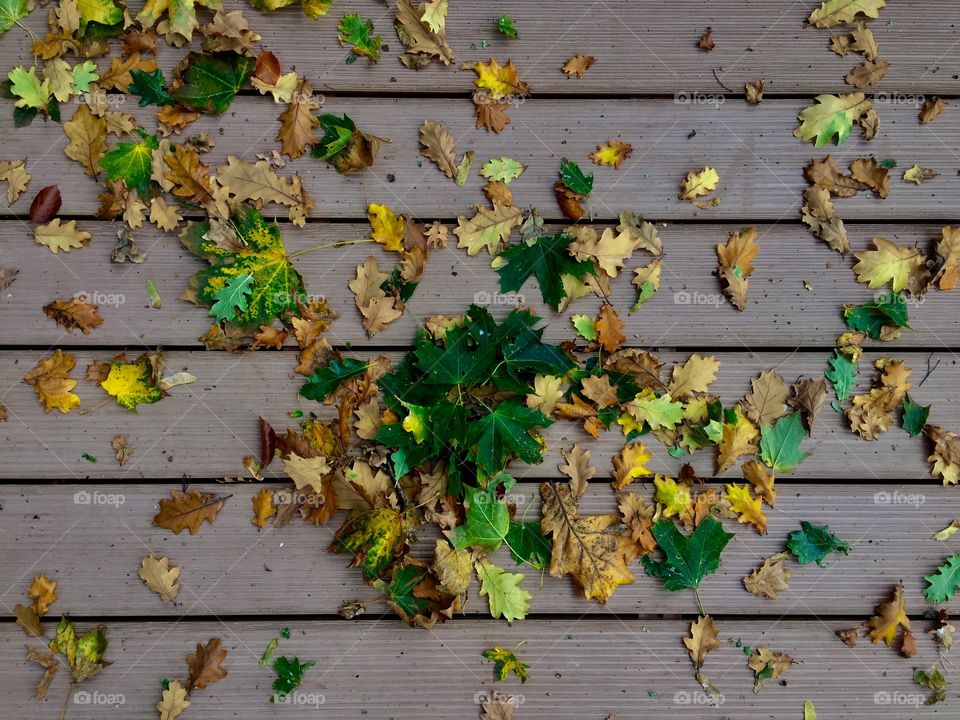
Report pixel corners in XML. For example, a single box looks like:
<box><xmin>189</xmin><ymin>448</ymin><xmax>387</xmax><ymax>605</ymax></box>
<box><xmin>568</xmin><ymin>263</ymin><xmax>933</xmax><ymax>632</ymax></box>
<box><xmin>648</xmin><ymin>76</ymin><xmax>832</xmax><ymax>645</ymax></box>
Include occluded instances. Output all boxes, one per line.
<box><xmin>29</xmin><ymin>186</ymin><xmax>62</xmax><ymax>222</ymax></box>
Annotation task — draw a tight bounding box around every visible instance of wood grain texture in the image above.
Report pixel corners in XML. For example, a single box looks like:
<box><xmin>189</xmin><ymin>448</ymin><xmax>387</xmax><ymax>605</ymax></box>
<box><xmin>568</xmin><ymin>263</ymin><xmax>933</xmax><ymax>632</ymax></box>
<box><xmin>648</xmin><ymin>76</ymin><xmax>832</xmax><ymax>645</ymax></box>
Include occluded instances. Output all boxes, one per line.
<box><xmin>0</xmin><ymin>350</ymin><xmax>954</xmax><ymax>481</ymax></box>
<box><xmin>2</xmin><ymin>97</ymin><xmax>959</xmax><ymax>222</ymax></box>
<box><xmin>3</xmin><ymin>0</ymin><xmax>959</xmax><ymax>95</ymax></box>
<box><xmin>3</xmin><ymin>221</ymin><xmax>959</xmax><ymax>349</ymax></box>
<box><xmin>0</xmin><ymin>618</ymin><xmax>946</xmax><ymax>719</ymax></box>
<box><xmin>0</xmin><ymin>482</ymin><xmax>954</xmax><ymax>617</ymax></box>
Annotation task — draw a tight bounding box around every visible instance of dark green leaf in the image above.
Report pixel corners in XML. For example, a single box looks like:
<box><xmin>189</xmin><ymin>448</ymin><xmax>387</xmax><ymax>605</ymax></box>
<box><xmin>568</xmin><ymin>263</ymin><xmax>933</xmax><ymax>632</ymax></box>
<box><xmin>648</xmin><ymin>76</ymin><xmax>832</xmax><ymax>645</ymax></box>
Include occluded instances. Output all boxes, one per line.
<box><xmin>128</xmin><ymin>68</ymin><xmax>174</xmax><ymax>107</ymax></box>
<box><xmin>467</xmin><ymin>400</ymin><xmax>550</xmax><ymax>475</ymax></box>
<box><xmin>496</xmin><ymin>232</ymin><xmax>595</xmax><ymax>310</ymax></box>
<box><xmin>642</xmin><ymin>517</ymin><xmax>734</xmax><ymax>591</ymax></box>
<box><xmin>271</xmin><ymin>656</ymin><xmax>315</xmax><ymax>698</ymax></box>
<box><xmin>559</xmin><ymin>158</ymin><xmax>593</xmax><ymax>195</ymax></box>
<box><xmin>505</xmin><ymin>520</ymin><xmax>551</xmax><ymax>569</ymax></box>
<box><xmin>844</xmin><ymin>293</ymin><xmax>910</xmax><ymax>339</ymax></box>
<box><xmin>449</xmin><ymin>473</ymin><xmax>514</xmax><ymax>551</ymax></box>
<box><xmin>172</xmin><ymin>51</ymin><xmax>254</xmax><ymax>114</ymax></box>
<box><xmin>337</xmin><ymin>13</ymin><xmax>382</xmax><ymax>62</ymax></box>
<box><xmin>300</xmin><ymin>358</ymin><xmax>369</xmax><ymax>402</ymax></box>
<box><xmin>786</xmin><ymin>521</ymin><xmax>850</xmax><ymax>566</ymax></box>
<box><xmin>901</xmin><ymin>394</ymin><xmax>930</xmax><ymax>438</ymax></box>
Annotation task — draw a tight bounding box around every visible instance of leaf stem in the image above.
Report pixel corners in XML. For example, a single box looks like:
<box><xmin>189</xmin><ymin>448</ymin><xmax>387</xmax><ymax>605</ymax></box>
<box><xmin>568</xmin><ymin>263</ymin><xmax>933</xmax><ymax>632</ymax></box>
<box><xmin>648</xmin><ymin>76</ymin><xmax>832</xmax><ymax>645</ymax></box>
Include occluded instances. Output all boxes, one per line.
<box><xmin>694</xmin><ymin>588</ymin><xmax>706</xmax><ymax>617</ymax></box>
<box><xmin>288</xmin><ymin>238</ymin><xmax>377</xmax><ymax>258</ymax></box>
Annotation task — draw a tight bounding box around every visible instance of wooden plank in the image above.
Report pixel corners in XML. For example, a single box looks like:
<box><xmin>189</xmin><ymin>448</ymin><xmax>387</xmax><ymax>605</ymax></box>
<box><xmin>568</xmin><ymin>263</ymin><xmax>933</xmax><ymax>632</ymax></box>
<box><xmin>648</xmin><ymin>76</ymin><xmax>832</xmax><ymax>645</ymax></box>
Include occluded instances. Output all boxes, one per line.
<box><xmin>3</xmin><ymin>220</ymin><xmax>958</xmax><ymax>349</ymax></box>
<box><xmin>0</xmin><ymin>350</ymin><xmax>954</xmax><ymax>481</ymax></box>
<box><xmin>0</xmin><ymin>482</ymin><xmax>955</xmax><ymax>617</ymax></box>
<box><xmin>0</xmin><ymin>618</ymin><xmax>946</xmax><ymax>719</ymax></box>
<box><xmin>3</xmin><ymin>97</ymin><xmax>959</xmax><ymax>222</ymax></box>
<box><xmin>3</xmin><ymin>0</ymin><xmax>958</xmax><ymax>96</ymax></box>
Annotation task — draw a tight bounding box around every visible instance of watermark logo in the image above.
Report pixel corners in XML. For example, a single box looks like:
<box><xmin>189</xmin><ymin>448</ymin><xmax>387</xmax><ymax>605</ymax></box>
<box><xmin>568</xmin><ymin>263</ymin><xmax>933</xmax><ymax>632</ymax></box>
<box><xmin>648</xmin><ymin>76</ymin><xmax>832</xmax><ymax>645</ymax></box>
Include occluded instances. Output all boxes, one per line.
<box><xmin>874</xmin><ymin>690</ymin><xmax>925</xmax><ymax>707</ymax></box>
<box><xmin>674</xmin><ymin>91</ymin><xmax>725</xmax><ymax>107</ymax></box>
<box><xmin>74</xmin><ymin>490</ymin><xmax>125</xmax><ymax>507</ymax></box>
<box><xmin>874</xmin><ymin>289</ymin><xmax>924</xmax><ymax>306</ymax></box>
<box><xmin>474</xmin><ymin>691</ymin><xmax>525</xmax><ymax>706</ymax></box>
<box><xmin>673</xmin><ymin>290</ymin><xmax>724</xmax><ymax>307</ymax></box>
<box><xmin>73</xmin><ymin>691</ymin><xmax>125</xmax><ymax>706</ymax></box>
<box><xmin>673</xmin><ymin>690</ymin><xmax>725</xmax><ymax>705</ymax></box>
<box><xmin>874</xmin><ymin>92</ymin><xmax>926</xmax><ymax>108</ymax></box>
<box><xmin>873</xmin><ymin>490</ymin><xmax>925</xmax><ymax>508</ymax></box>
<box><xmin>74</xmin><ymin>290</ymin><xmax>125</xmax><ymax>307</ymax></box>
<box><xmin>473</xmin><ymin>290</ymin><xmax>525</xmax><ymax>306</ymax></box>
<box><xmin>272</xmin><ymin>691</ymin><xmax>326</xmax><ymax>708</ymax></box>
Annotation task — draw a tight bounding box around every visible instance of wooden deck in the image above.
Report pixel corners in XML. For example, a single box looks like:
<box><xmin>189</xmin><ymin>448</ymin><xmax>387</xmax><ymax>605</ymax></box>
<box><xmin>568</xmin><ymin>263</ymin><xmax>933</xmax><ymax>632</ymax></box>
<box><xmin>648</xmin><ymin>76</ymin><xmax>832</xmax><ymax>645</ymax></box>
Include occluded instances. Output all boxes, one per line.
<box><xmin>2</xmin><ymin>1</ymin><xmax>960</xmax><ymax>718</ymax></box>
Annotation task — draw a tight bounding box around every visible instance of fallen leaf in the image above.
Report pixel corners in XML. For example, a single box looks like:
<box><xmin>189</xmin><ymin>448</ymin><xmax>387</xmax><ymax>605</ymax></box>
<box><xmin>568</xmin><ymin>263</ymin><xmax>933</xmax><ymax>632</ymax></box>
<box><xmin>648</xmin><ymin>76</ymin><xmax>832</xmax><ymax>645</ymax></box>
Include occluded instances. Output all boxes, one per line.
<box><xmin>186</xmin><ymin>637</ymin><xmax>228</xmax><ymax>691</ymax></box>
<box><xmin>34</xmin><ymin>218</ymin><xmax>91</xmax><ymax>254</ymax></box>
<box><xmin>679</xmin><ymin>166</ymin><xmax>719</xmax><ymax>200</ymax></box>
<box><xmin>595</xmin><ymin>303</ymin><xmax>625</xmax><ymax>352</ymax></box>
<box><xmin>0</xmin><ymin>159</ymin><xmax>30</xmax><ymax>203</ymax></box>
<box><xmin>153</xmin><ymin>489</ymin><xmax>227</xmax><ymax>535</ymax></box>
<box><xmin>745</xmin><ymin>79</ymin><xmax>764</xmax><ymax>104</ymax></box>
<box><xmin>559</xmin><ymin>444</ymin><xmax>596</xmax><ymax>497</ymax></box>
<box><xmin>25</xmin><ymin>645</ymin><xmax>59</xmax><ymax>699</ymax></box>
<box><xmin>138</xmin><ymin>554</ymin><xmax>181</xmax><ymax>602</ymax></box>
<box><xmin>63</xmin><ymin>104</ymin><xmax>107</xmax><ymax>176</ymax></box>
<box><xmin>684</xmin><ymin>614</ymin><xmax>720</xmax><ymax>667</ymax></box>
<box><xmin>747</xmin><ymin>647</ymin><xmax>793</xmax><ymax>692</ymax></box>
<box><xmin>590</xmin><ymin>140</ymin><xmax>633</xmax><ymax>169</ymax></box>
<box><xmin>920</xmin><ymin>97</ymin><xmax>947</xmax><ymax>124</ymax></box>
<box><xmin>850</xmin><ymin>157</ymin><xmax>891</xmax><ymax>198</ymax></box>
<box><xmin>28</xmin><ymin>574</ymin><xmax>57</xmax><ymax>616</ymax></box>
<box><xmin>23</xmin><ymin>349</ymin><xmax>80</xmax><ymax>413</ymax></box>
<box><xmin>562</xmin><ymin>54</ymin><xmax>595</xmax><ymax>78</ymax></box>
<box><xmin>111</xmin><ymin>435</ymin><xmax>131</xmax><ymax>465</ymax></box>
<box><xmin>419</xmin><ymin>120</ymin><xmax>458</xmax><ymax>178</ymax></box>
<box><xmin>157</xmin><ymin>680</ymin><xmax>190</xmax><ymax>720</ymax></box>
<box><xmin>867</xmin><ymin>584</ymin><xmax>911</xmax><ymax>647</ymax></box>
<box><xmin>28</xmin><ymin>185</ymin><xmax>62</xmax><ymax>222</ymax></box>
<box><xmin>743</xmin><ymin>369</ymin><xmax>789</xmax><ymax>427</ymax></box>
<box><xmin>716</xmin><ymin>226</ymin><xmax>759</xmax><ymax>311</ymax></box>
<box><xmin>743</xmin><ymin>552</ymin><xmax>793</xmax><ymax>599</ymax></box>
<box><xmin>43</xmin><ymin>297</ymin><xmax>103</xmax><ymax>334</ymax></box>
<box><xmin>455</xmin><ymin>203</ymin><xmax>523</xmax><ymax>256</ymax></box>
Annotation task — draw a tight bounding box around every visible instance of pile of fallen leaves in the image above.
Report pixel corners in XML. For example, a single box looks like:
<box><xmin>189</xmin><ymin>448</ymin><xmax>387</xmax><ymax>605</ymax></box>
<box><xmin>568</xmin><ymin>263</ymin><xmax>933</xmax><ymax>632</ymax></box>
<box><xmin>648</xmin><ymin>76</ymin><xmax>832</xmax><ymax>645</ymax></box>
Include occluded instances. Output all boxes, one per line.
<box><xmin>4</xmin><ymin>0</ymin><xmax>960</xmax><ymax>717</ymax></box>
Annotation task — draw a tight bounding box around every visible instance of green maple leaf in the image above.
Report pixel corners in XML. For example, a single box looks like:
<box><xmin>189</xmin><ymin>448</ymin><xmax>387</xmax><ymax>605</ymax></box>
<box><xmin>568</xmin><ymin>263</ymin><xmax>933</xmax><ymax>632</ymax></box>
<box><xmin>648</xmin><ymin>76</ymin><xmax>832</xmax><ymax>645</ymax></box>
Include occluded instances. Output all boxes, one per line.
<box><xmin>496</xmin><ymin>232</ymin><xmax>595</xmax><ymax>310</ymax></box>
<box><xmin>501</xmin><ymin>328</ymin><xmax>575</xmax><ymax>377</ymax></box>
<box><xmin>449</xmin><ymin>473</ymin><xmax>514</xmax><ymax>552</ymax></box>
<box><xmin>171</xmin><ymin>51</ymin><xmax>254</xmax><ymax>114</ymax></box>
<box><xmin>180</xmin><ymin>206</ymin><xmax>307</xmax><ymax>328</ymax></box>
<box><xmin>371</xmin><ymin>560</ymin><xmax>450</xmax><ymax>625</ymax></box>
<box><xmin>99</xmin><ymin>129</ymin><xmax>159</xmax><ymax>196</ymax></box>
<box><xmin>271</xmin><ymin>656</ymin><xmax>315</xmax><ymax>698</ymax></box>
<box><xmin>209</xmin><ymin>273</ymin><xmax>254</xmax><ymax>323</ymax></box>
<box><xmin>468</xmin><ymin>400</ymin><xmax>550</xmax><ymax>475</ymax></box>
<box><xmin>642</xmin><ymin>517</ymin><xmax>734</xmax><ymax>591</ymax></box>
<box><xmin>901</xmin><ymin>394</ymin><xmax>930</xmax><ymax>438</ymax></box>
<box><xmin>300</xmin><ymin>358</ymin><xmax>369</xmax><ymax>402</ymax></box>
<box><xmin>786</xmin><ymin>521</ymin><xmax>850</xmax><ymax>567</ymax></box>
<box><xmin>505</xmin><ymin>520</ymin><xmax>551</xmax><ymax>570</ymax></box>
<box><xmin>482</xmin><ymin>646</ymin><xmax>529</xmax><ymax>683</ymax></box>
<box><xmin>476</xmin><ymin>560</ymin><xmax>531</xmax><ymax>622</ymax></box>
<box><xmin>414</xmin><ymin>325</ymin><xmax>497</xmax><ymax>386</ymax></box>
<box><xmin>128</xmin><ymin>68</ymin><xmax>174</xmax><ymax>107</ymax></box>
<box><xmin>8</xmin><ymin>66</ymin><xmax>50</xmax><ymax>109</ymax></box>
<box><xmin>844</xmin><ymin>293</ymin><xmax>910</xmax><ymax>339</ymax></box>
<box><xmin>825</xmin><ymin>349</ymin><xmax>857</xmax><ymax>402</ymax></box>
<box><xmin>0</xmin><ymin>0</ymin><xmax>28</xmax><ymax>35</ymax></box>
<box><xmin>496</xmin><ymin>13</ymin><xmax>518</xmax><ymax>38</ymax></box>
<box><xmin>759</xmin><ymin>412</ymin><xmax>810</xmax><ymax>472</ymax></box>
<box><xmin>559</xmin><ymin>158</ymin><xmax>593</xmax><ymax>195</ymax></box>
<box><xmin>337</xmin><ymin>12</ymin><xmax>382</xmax><ymax>62</ymax></box>
<box><xmin>924</xmin><ymin>554</ymin><xmax>960</xmax><ymax>604</ymax></box>
<box><xmin>330</xmin><ymin>507</ymin><xmax>405</xmax><ymax>579</ymax></box>
<box><xmin>313</xmin><ymin>113</ymin><xmax>355</xmax><ymax>160</ymax></box>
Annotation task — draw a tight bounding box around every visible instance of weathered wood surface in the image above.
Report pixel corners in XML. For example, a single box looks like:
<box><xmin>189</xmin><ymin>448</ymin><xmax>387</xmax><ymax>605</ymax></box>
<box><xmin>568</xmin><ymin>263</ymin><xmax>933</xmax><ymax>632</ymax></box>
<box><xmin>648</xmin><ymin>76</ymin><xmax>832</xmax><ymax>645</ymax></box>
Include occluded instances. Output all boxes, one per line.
<box><xmin>3</xmin><ymin>220</ymin><xmax>959</xmax><ymax>349</ymax></box>
<box><xmin>0</xmin><ymin>619</ymin><xmax>947</xmax><ymax>719</ymax></box>
<box><xmin>3</xmin><ymin>97</ymin><xmax>960</xmax><ymax>222</ymax></box>
<box><xmin>0</xmin><ymin>350</ymin><xmax>953</xmax><ymax>481</ymax></box>
<box><xmin>4</xmin><ymin>0</ymin><xmax>960</xmax><ymax>96</ymax></box>
<box><xmin>0</xmin><ymin>482</ymin><xmax>954</xmax><ymax>617</ymax></box>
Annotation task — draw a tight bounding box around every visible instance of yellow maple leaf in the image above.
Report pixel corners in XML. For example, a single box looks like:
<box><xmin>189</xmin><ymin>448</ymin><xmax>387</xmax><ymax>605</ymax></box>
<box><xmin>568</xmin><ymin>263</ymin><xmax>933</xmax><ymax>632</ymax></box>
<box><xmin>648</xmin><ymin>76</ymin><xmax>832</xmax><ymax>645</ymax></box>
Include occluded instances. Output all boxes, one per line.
<box><xmin>526</xmin><ymin>374</ymin><xmax>564</xmax><ymax>415</ymax></box>
<box><xmin>679</xmin><ymin>166</ymin><xmax>719</xmax><ymax>200</ymax></box>
<box><xmin>454</xmin><ymin>203</ymin><xmax>523</xmax><ymax>256</ymax></box>
<box><xmin>590</xmin><ymin>140</ymin><xmax>633</xmax><ymax>169</ymax></box>
<box><xmin>569</xmin><ymin>227</ymin><xmax>635</xmax><ymax>278</ymax></box>
<box><xmin>654</xmin><ymin>475</ymin><xmax>692</xmax><ymax>517</ymax></box>
<box><xmin>471</xmin><ymin>58</ymin><xmax>529</xmax><ymax>100</ymax></box>
<box><xmin>368</xmin><ymin>203</ymin><xmax>405</xmax><ymax>253</ymax></box>
<box><xmin>724</xmin><ymin>483</ymin><xmax>767</xmax><ymax>534</ymax></box>
<box><xmin>27</xmin><ymin>574</ymin><xmax>58</xmax><ymax>616</ymax></box>
<box><xmin>852</xmin><ymin>237</ymin><xmax>929</xmax><ymax>294</ymax></box>
<box><xmin>717</xmin><ymin>404</ymin><xmax>759</xmax><ymax>473</ymax></box>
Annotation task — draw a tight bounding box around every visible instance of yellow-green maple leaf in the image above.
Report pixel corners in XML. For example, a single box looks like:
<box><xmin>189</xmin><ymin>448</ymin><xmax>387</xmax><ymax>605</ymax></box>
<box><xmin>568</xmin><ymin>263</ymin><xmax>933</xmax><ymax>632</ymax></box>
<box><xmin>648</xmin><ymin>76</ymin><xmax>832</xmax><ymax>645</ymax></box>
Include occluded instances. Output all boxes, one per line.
<box><xmin>794</xmin><ymin>93</ymin><xmax>872</xmax><ymax>147</ymax></box>
<box><xmin>808</xmin><ymin>0</ymin><xmax>886</xmax><ymax>29</ymax></box>
<box><xmin>852</xmin><ymin>237</ymin><xmax>929</xmax><ymax>295</ymax></box>
<box><xmin>331</xmin><ymin>508</ymin><xmax>405</xmax><ymax>579</ymax></box>
<box><xmin>98</xmin><ymin>353</ymin><xmax>166</xmax><ymax>411</ymax></box>
<box><xmin>654</xmin><ymin>475</ymin><xmax>692</xmax><ymax>517</ymax></box>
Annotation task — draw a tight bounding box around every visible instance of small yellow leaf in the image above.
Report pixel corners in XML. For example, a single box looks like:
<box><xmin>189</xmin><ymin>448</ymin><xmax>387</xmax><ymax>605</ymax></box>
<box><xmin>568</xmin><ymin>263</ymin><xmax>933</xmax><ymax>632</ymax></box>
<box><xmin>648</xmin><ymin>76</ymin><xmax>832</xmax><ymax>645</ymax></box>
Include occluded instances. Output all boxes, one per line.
<box><xmin>654</xmin><ymin>475</ymin><xmax>692</xmax><ymax>517</ymax></box>
<box><xmin>679</xmin><ymin>166</ymin><xmax>719</xmax><ymax>200</ymax></box>
<box><xmin>590</xmin><ymin>140</ymin><xmax>633</xmax><ymax>169</ymax></box>
<box><xmin>367</xmin><ymin>203</ymin><xmax>405</xmax><ymax>253</ymax></box>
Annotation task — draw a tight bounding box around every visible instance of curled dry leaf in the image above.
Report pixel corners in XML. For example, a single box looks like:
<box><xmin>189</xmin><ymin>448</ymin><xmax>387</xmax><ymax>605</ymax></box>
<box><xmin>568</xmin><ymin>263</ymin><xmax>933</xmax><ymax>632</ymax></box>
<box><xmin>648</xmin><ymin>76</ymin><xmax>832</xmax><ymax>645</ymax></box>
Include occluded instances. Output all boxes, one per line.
<box><xmin>43</xmin><ymin>298</ymin><xmax>103</xmax><ymax>334</ymax></box>
<box><xmin>186</xmin><ymin>637</ymin><xmax>229</xmax><ymax>691</ymax></box>
<box><xmin>562</xmin><ymin>54</ymin><xmax>595</xmax><ymax>78</ymax></box>
<box><xmin>743</xmin><ymin>552</ymin><xmax>792</xmax><ymax>599</ymax></box>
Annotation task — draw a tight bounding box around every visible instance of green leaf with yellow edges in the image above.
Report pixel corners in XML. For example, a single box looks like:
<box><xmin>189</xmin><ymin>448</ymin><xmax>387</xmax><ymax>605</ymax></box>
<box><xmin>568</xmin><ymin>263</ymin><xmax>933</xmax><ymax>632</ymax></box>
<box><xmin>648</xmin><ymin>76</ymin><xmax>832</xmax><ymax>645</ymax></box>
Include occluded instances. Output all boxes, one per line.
<box><xmin>97</xmin><ymin>352</ymin><xmax>166</xmax><ymax>411</ymax></box>
<box><xmin>52</xmin><ymin>617</ymin><xmax>109</xmax><ymax>683</ymax></box>
<box><xmin>77</xmin><ymin>0</ymin><xmax>123</xmax><ymax>32</ymax></box>
<box><xmin>171</xmin><ymin>51</ymin><xmax>253</xmax><ymax>115</ymax></box>
<box><xmin>482</xmin><ymin>646</ymin><xmax>530</xmax><ymax>682</ymax></box>
<box><xmin>330</xmin><ymin>507</ymin><xmax>405</xmax><ymax>579</ymax></box>
<box><xmin>99</xmin><ymin>129</ymin><xmax>159</xmax><ymax>196</ymax></box>
<box><xmin>180</xmin><ymin>206</ymin><xmax>307</xmax><ymax>329</ymax></box>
